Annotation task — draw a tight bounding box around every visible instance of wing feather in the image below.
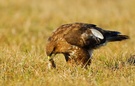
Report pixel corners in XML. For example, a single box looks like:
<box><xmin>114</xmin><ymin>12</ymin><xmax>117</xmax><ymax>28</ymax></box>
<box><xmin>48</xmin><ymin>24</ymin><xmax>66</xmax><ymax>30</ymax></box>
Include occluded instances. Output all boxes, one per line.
<box><xmin>64</xmin><ymin>23</ymin><xmax>105</xmax><ymax>48</ymax></box>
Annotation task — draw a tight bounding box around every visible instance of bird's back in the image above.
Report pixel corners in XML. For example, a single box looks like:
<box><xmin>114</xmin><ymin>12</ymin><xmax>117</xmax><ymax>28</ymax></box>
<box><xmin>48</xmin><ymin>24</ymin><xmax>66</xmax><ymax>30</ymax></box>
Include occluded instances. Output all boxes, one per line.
<box><xmin>48</xmin><ymin>23</ymin><xmax>95</xmax><ymax>41</ymax></box>
<box><xmin>47</xmin><ymin>22</ymin><xmax>129</xmax><ymax>50</ymax></box>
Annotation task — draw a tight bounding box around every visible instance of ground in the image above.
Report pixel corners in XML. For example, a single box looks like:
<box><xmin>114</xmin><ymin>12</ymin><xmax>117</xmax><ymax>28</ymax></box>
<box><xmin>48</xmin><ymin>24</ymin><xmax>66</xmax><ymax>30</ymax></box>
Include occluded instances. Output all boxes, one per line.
<box><xmin>0</xmin><ymin>0</ymin><xmax>135</xmax><ymax>86</ymax></box>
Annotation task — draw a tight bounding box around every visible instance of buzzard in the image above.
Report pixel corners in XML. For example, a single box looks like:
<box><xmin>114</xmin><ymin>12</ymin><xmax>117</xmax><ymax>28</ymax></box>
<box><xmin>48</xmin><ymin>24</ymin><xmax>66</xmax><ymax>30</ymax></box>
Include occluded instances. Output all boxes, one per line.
<box><xmin>46</xmin><ymin>23</ymin><xmax>129</xmax><ymax>69</ymax></box>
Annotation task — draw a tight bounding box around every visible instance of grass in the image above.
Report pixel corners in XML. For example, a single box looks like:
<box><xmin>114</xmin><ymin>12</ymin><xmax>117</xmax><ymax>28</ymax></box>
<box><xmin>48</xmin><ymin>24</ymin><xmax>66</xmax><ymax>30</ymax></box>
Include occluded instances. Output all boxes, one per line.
<box><xmin>0</xmin><ymin>0</ymin><xmax>135</xmax><ymax>86</ymax></box>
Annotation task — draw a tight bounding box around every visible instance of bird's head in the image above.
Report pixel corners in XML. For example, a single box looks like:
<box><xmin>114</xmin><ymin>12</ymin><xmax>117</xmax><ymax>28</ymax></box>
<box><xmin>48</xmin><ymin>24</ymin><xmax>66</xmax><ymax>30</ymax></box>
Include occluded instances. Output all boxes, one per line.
<box><xmin>46</xmin><ymin>42</ymin><xmax>55</xmax><ymax>60</ymax></box>
<box><xmin>46</xmin><ymin>42</ymin><xmax>56</xmax><ymax>69</ymax></box>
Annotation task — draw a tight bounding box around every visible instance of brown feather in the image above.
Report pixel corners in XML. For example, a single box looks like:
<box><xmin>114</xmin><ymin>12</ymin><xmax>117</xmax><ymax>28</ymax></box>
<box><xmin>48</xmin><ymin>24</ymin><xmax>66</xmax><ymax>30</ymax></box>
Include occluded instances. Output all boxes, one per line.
<box><xmin>46</xmin><ymin>22</ymin><xmax>129</xmax><ymax>69</ymax></box>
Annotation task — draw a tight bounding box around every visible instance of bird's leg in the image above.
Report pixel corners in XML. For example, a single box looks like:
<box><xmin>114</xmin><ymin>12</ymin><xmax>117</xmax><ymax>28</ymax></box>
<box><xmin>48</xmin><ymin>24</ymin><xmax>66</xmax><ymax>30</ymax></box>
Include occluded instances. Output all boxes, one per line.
<box><xmin>47</xmin><ymin>56</ymin><xmax>56</xmax><ymax>69</ymax></box>
<box><xmin>69</xmin><ymin>47</ymin><xmax>92</xmax><ymax>68</ymax></box>
<box><xmin>82</xmin><ymin>57</ymin><xmax>91</xmax><ymax>69</ymax></box>
<box><xmin>82</xmin><ymin>50</ymin><xmax>93</xmax><ymax>68</ymax></box>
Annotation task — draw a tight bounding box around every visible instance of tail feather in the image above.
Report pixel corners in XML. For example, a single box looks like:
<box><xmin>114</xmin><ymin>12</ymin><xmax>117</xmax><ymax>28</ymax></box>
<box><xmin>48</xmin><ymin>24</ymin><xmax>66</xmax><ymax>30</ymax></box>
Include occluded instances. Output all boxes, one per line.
<box><xmin>106</xmin><ymin>35</ymin><xmax>129</xmax><ymax>42</ymax></box>
<box><xmin>105</xmin><ymin>30</ymin><xmax>121</xmax><ymax>36</ymax></box>
<box><xmin>104</xmin><ymin>30</ymin><xmax>129</xmax><ymax>42</ymax></box>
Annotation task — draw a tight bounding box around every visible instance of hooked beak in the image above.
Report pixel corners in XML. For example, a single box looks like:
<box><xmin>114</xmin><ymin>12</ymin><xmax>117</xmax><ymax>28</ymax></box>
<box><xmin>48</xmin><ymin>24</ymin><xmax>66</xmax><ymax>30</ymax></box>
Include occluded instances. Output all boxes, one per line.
<box><xmin>47</xmin><ymin>56</ymin><xmax>56</xmax><ymax>69</ymax></box>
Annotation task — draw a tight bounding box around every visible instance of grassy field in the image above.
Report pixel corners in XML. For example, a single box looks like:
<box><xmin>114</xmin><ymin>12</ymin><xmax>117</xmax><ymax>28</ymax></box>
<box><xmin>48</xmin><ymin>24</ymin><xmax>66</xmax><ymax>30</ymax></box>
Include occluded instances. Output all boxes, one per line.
<box><xmin>0</xmin><ymin>0</ymin><xmax>135</xmax><ymax>86</ymax></box>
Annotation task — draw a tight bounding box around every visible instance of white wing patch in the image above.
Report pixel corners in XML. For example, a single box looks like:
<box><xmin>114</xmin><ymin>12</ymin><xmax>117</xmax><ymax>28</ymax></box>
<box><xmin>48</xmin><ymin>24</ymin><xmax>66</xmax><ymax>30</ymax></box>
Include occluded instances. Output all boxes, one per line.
<box><xmin>91</xmin><ymin>29</ymin><xmax>104</xmax><ymax>39</ymax></box>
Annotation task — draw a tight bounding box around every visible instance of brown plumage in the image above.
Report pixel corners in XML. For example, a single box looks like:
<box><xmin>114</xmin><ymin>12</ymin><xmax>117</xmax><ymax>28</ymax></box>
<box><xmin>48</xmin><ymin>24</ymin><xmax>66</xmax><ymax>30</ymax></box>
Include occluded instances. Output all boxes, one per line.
<box><xmin>46</xmin><ymin>22</ymin><xmax>129</xmax><ymax>69</ymax></box>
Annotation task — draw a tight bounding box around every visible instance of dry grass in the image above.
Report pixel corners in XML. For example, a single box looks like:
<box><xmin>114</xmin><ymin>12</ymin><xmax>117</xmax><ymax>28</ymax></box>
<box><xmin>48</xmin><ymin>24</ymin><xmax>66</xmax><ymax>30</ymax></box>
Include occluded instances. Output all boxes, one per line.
<box><xmin>0</xmin><ymin>0</ymin><xmax>135</xmax><ymax>86</ymax></box>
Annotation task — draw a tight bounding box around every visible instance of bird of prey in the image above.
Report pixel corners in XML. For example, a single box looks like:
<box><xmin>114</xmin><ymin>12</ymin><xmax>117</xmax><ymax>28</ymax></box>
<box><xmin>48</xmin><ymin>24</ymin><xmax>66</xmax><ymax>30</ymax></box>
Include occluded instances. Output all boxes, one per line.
<box><xmin>46</xmin><ymin>23</ymin><xmax>129</xmax><ymax>69</ymax></box>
